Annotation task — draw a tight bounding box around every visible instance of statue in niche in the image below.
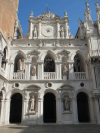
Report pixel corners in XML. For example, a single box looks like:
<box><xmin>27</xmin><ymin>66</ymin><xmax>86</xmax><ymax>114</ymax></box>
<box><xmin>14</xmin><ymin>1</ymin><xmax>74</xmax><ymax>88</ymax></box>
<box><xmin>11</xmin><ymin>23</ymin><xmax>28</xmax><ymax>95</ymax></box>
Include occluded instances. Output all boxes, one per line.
<box><xmin>29</xmin><ymin>95</ymin><xmax>35</xmax><ymax>111</ymax></box>
<box><xmin>18</xmin><ymin>58</ymin><xmax>25</xmax><ymax>71</ymax></box>
<box><xmin>63</xmin><ymin>95</ymin><xmax>70</xmax><ymax>111</ymax></box>
<box><xmin>62</xmin><ymin>64</ymin><xmax>68</xmax><ymax>76</ymax></box>
<box><xmin>33</xmin><ymin>27</ymin><xmax>37</xmax><ymax>37</ymax></box>
<box><xmin>31</xmin><ymin>65</ymin><xmax>36</xmax><ymax>76</ymax></box>
<box><xmin>60</xmin><ymin>27</ymin><xmax>65</xmax><ymax>38</ymax></box>
<box><xmin>18</xmin><ymin>59</ymin><xmax>22</xmax><ymax>70</ymax></box>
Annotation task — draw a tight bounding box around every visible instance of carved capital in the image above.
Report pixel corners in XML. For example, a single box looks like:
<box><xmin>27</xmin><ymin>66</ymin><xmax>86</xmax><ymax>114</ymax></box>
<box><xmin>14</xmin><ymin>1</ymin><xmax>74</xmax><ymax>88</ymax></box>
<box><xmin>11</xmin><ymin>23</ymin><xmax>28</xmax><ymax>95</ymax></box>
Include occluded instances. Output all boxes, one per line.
<box><xmin>92</xmin><ymin>94</ymin><xmax>100</xmax><ymax>100</ymax></box>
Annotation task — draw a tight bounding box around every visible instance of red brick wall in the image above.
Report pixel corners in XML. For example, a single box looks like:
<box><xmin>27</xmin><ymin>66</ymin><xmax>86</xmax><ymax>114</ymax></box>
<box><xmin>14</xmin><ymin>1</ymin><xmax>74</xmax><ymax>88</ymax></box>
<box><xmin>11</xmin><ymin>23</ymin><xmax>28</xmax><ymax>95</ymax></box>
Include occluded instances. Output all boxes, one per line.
<box><xmin>0</xmin><ymin>0</ymin><xmax>19</xmax><ymax>42</ymax></box>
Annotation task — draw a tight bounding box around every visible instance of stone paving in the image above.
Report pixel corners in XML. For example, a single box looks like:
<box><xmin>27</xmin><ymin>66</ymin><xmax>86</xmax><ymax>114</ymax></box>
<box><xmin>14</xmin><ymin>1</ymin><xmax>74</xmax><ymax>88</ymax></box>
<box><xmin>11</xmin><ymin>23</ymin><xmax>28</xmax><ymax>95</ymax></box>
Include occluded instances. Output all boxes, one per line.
<box><xmin>0</xmin><ymin>124</ymin><xmax>100</xmax><ymax>133</ymax></box>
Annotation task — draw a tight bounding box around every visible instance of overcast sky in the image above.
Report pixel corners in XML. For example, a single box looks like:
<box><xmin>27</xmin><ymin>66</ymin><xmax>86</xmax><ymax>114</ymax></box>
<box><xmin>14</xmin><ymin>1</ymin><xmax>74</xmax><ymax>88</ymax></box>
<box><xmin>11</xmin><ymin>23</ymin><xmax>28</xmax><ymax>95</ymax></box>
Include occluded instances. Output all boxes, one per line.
<box><xmin>18</xmin><ymin>0</ymin><xmax>98</xmax><ymax>38</ymax></box>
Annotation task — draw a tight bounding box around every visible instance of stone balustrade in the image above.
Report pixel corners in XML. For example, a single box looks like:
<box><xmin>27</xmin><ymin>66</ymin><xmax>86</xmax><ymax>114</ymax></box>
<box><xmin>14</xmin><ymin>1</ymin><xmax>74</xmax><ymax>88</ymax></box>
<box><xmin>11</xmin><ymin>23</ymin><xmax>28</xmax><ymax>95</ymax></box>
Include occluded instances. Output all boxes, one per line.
<box><xmin>44</xmin><ymin>72</ymin><xmax>56</xmax><ymax>80</ymax></box>
<box><xmin>90</xmin><ymin>50</ymin><xmax>100</xmax><ymax>57</ymax></box>
<box><xmin>74</xmin><ymin>72</ymin><xmax>86</xmax><ymax>80</ymax></box>
<box><xmin>13</xmin><ymin>71</ymin><xmax>25</xmax><ymax>79</ymax></box>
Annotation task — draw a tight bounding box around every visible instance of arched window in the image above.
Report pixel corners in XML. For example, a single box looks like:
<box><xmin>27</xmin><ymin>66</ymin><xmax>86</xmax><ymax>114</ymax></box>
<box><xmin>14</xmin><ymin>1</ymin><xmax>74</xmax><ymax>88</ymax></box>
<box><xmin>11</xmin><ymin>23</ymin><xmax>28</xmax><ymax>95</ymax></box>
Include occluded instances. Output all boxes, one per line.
<box><xmin>1</xmin><ymin>47</ymin><xmax>7</xmax><ymax>70</ymax></box>
<box><xmin>14</xmin><ymin>53</ymin><xmax>25</xmax><ymax>72</ymax></box>
<box><xmin>44</xmin><ymin>54</ymin><xmax>55</xmax><ymax>72</ymax></box>
<box><xmin>74</xmin><ymin>53</ymin><xmax>85</xmax><ymax>72</ymax></box>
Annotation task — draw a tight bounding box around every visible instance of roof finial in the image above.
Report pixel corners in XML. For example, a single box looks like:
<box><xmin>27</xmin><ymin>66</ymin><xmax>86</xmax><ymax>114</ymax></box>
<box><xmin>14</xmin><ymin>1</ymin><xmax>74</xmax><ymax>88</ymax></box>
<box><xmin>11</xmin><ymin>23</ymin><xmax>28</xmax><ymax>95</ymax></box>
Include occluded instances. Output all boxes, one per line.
<box><xmin>85</xmin><ymin>1</ymin><xmax>89</xmax><ymax>10</ymax></box>
<box><xmin>45</xmin><ymin>5</ymin><xmax>50</xmax><ymax>13</ymax></box>
<box><xmin>95</xmin><ymin>1</ymin><xmax>99</xmax><ymax>8</ymax></box>
<box><xmin>64</xmin><ymin>11</ymin><xmax>67</xmax><ymax>17</ymax></box>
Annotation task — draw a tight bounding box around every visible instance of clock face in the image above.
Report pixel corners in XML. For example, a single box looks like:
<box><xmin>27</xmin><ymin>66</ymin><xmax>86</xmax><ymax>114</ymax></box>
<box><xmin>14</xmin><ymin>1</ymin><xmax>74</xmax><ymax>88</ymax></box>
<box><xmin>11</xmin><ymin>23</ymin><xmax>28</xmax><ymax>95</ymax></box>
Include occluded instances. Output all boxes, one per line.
<box><xmin>41</xmin><ymin>25</ymin><xmax>56</xmax><ymax>37</ymax></box>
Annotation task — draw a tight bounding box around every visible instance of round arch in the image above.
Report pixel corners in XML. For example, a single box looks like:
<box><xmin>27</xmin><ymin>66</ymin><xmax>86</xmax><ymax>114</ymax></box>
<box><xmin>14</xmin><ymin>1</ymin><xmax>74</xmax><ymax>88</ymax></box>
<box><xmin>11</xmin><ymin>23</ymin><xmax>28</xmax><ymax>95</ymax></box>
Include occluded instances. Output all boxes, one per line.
<box><xmin>76</xmin><ymin>89</ymin><xmax>90</xmax><ymax>123</ymax></box>
<box><xmin>40</xmin><ymin>50</ymin><xmax>57</xmax><ymax>61</ymax></box>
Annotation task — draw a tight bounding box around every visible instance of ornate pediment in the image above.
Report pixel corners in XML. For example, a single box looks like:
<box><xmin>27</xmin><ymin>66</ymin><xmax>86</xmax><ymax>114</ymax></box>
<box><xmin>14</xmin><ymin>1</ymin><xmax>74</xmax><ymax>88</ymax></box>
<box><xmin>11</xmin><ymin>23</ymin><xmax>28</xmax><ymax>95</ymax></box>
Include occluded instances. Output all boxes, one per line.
<box><xmin>38</xmin><ymin>12</ymin><xmax>60</xmax><ymax>19</ymax></box>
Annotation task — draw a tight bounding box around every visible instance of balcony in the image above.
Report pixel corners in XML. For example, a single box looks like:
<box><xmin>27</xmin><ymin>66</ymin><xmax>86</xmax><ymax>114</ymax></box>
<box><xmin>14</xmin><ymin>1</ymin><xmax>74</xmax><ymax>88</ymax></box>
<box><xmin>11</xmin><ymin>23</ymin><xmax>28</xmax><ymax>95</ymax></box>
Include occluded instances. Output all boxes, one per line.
<box><xmin>12</xmin><ymin>71</ymin><xmax>88</xmax><ymax>80</ymax></box>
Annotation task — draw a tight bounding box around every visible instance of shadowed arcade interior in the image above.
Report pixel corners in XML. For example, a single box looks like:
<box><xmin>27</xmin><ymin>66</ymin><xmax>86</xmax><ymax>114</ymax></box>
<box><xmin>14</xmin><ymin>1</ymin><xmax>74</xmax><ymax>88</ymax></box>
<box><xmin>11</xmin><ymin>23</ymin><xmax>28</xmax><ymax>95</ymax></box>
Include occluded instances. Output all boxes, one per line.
<box><xmin>43</xmin><ymin>93</ymin><xmax>56</xmax><ymax>123</ymax></box>
<box><xmin>9</xmin><ymin>93</ymin><xmax>22</xmax><ymax>123</ymax></box>
<box><xmin>77</xmin><ymin>92</ymin><xmax>90</xmax><ymax>123</ymax></box>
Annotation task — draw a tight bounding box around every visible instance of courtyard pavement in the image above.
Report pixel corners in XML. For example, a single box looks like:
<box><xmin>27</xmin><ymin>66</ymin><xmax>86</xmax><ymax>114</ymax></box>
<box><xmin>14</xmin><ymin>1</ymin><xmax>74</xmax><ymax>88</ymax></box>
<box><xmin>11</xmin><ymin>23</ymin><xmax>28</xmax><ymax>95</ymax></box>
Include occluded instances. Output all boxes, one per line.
<box><xmin>0</xmin><ymin>124</ymin><xmax>100</xmax><ymax>133</ymax></box>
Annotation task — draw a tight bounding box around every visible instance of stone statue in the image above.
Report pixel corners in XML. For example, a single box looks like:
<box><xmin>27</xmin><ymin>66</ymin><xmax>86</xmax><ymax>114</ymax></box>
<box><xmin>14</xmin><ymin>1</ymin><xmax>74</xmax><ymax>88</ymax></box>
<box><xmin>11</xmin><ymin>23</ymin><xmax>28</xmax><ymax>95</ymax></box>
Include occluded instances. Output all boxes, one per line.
<box><xmin>64</xmin><ymin>11</ymin><xmax>67</xmax><ymax>16</ymax></box>
<box><xmin>31</xmin><ymin>65</ymin><xmax>36</xmax><ymax>76</ymax></box>
<box><xmin>95</xmin><ymin>1</ymin><xmax>99</xmax><ymax>8</ymax></box>
<box><xmin>18</xmin><ymin>59</ymin><xmax>22</xmax><ymax>70</ymax></box>
<box><xmin>21</xmin><ymin>58</ymin><xmax>25</xmax><ymax>70</ymax></box>
<box><xmin>63</xmin><ymin>64</ymin><xmax>68</xmax><ymax>76</ymax></box>
<box><xmin>18</xmin><ymin>58</ymin><xmax>25</xmax><ymax>71</ymax></box>
<box><xmin>85</xmin><ymin>1</ymin><xmax>89</xmax><ymax>10</ymax></box>
<box><xmin>60</xmin><ymin>27</ymin><xmax>65</xmax><ymax>38</ymax></box>
<box><xmin>29</xmin><ymin>96</ymin><xmax>35</xmax><ymax>111</ymax></box>
<box><xmin>63</xmin><ymin>95</ymin><xmax>70</xmax><ymax>111</ymax></box>
<box><xmin>33</xmin><ymin>27</ymin><xmax>37</xmax><ymax>37</ymax></box>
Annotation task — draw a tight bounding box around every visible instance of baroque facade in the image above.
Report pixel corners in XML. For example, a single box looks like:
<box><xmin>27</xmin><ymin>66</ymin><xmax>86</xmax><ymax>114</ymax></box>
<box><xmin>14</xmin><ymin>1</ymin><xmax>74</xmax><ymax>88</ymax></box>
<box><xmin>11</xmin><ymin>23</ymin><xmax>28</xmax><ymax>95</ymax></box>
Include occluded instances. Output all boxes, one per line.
<box><xmin>0</xmin><ymin>1</ymin><xmax>100</xmax><ymax>125</ymax></box>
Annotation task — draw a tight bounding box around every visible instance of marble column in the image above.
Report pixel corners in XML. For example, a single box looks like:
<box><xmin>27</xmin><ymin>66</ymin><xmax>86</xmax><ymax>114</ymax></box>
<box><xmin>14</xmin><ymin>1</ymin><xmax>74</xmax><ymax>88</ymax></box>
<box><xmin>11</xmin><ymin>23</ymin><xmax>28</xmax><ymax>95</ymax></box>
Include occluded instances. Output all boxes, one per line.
<box><xmin>9</xmin><ymin>61</ymin><xmax>14</xmax><ymax>80</ymax></box>
<box><xmin>68</xmin><ymin>61</ymin><xmax>74</xmax><ymax>80</ymax></box>
<box><xmin>56</xmin><ymin>98</ymin><xmax>62</xmax><ymax>124</ymax></box>
<box><xmin>65</xmin><ymin>19</ymin><xmax>69</xmax><ymax>39</ymax></box>
<box><xmin>56</xmin><ymin>19</ymin><xmax>60</xmax><ymax>38</ymax></box>
<box><xmin>38</xmin><ymin>19</ymin><xmax>41</xmax><ymax>38</ymax></box>
<box><xmin>29</xmin><ymin>20</ymin><xmax>33</xmax><ymax>39</ymax></box>
<box><xmin>37</xmin><ymin>61</ymin><xmax>44</xmax><ymax>80</ymax></box>
<box><xmin>72</xmin><ymin>97</ymin><xmax>78</xmax><ymax>124</ymax></box>
<box><xmin>55</xmin><ymin>61</ymin><xmax>62</xmax><ymax>80</ymax></box>
<box><xmin>25</xmin><ymin>60</ymin><xmax>31</xmax><ymax>80</ymax></box>
<box><xmin>0</xmin><ymin>99</ymin><xmax>4</xmax><ymax>125</ymax></box>
<box><xmin>38</xmin><ymin>98</ymin><xmax>43</xmax><ymax>124</ymax></box>
<box><xmin>88</xmin><ymin>97</ymin><xmax>96</xmax><ymax>123</ymax></box>
<box><xmin>91</xmin><ymin>65</ymin><xmax>96</xmax><ymax>89</ymax></box>
<box><xmin>94</xmin><ymin>98</ymin><xmax>100</xmax><ymax>124</ymax></box>
<box><xmin>4</xmin><ymin>99</ymin><xmax>11</xmax><ymax>125</ymax></box>
<box><xmin>22</xmin><ymin>98</ymin><xmax>29</xmax><ymax>124</ymax></box>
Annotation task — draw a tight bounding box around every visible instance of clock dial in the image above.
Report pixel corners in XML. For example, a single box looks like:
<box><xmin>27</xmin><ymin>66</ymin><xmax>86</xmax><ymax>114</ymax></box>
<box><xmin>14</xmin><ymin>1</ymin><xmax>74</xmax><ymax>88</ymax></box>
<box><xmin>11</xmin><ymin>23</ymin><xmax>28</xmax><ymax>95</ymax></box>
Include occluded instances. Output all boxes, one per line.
<box><xmin>41</xmin><ymin>25</ymin><xmax>56</xmax><ymax>37</ymax></box>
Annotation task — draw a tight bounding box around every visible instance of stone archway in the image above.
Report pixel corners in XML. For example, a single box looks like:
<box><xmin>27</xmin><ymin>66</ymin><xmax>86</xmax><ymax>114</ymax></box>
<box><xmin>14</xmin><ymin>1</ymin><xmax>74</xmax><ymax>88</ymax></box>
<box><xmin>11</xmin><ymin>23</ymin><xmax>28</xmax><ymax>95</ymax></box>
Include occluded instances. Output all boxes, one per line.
<box><xmin>77</xmin><ymin>92</ymin><xmax>90</xmax><ymax>122</ymax></box>
<box><xmin>9</xmin><ymin>93</ymin><xmax>22</xmax><ymax>123</ymax></box>
<box><xmin>43</xmin><ymin>92</ymin><xmax>56</xmax><ymax>123</ymax></box>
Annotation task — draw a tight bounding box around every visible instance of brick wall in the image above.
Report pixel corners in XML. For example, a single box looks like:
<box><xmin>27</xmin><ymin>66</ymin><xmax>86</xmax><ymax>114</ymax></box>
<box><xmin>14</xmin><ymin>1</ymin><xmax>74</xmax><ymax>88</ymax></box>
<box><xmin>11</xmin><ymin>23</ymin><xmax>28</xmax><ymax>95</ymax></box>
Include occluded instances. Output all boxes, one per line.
<box><xmin>0</xmin><ymin>0</ymin><xmax>19</xmax><ymax>42</ymax></box>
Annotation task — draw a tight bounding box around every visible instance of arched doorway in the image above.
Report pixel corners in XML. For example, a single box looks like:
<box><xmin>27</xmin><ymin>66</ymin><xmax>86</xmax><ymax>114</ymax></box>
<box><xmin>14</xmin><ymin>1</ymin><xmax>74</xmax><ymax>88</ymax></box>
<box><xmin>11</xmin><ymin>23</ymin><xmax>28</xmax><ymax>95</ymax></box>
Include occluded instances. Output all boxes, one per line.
<box><xmin>77</xmin><ymin>92</ymin><xmax>90</xmax><ymax>123</ymax></box>
<box><xmin>43</xmin><ymin>93</ymin><xmax>56</xmax><ymax>123</ymax></box>
<box><xmin>9</xmin><ymin>93</ymin><xmax>22</xmax><ymax>123</ymax></box>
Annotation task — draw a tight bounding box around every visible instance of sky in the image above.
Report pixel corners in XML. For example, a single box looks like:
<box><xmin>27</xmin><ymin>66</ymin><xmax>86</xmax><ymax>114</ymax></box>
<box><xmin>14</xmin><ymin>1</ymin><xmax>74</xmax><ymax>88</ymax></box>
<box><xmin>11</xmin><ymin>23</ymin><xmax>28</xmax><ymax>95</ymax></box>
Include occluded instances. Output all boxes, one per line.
<box><xmin>18</xmin><ymin>0</ymin><xmax>99</xmax><ymax>38</ymax></box>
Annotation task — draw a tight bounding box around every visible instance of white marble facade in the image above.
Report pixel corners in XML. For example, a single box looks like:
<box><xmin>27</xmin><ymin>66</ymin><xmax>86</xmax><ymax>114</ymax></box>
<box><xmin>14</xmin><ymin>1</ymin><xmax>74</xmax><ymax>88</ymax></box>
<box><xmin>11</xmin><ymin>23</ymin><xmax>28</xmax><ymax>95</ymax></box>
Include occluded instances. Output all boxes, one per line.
<box><xmin>0</xmin><ymin>1</ymin><xmax>100</xmax><ymax>125</ymax></box>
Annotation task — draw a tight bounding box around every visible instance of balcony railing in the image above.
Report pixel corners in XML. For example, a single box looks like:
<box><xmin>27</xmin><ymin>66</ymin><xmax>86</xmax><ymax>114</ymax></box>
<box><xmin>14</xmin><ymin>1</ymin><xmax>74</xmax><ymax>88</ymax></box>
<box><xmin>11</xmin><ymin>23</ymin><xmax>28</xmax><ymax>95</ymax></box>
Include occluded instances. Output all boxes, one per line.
<box><xmin>44</xmin><ymin>72</ymin><xmax>56</xmax><ymax>80</ymax></box>
<box><xmin>13</xmin><ymin>72</ymin><xmax>25</xmax><ymax>79</ymax></box>
<box><xmin>74</xmin><ymin>72</ymin><xmax>86</xmax><ymax>80</ymax></box>
<box><xmin>90</xmin><ymin>50</ymin><xmax>100</xmax><ymax>57</ymax></box>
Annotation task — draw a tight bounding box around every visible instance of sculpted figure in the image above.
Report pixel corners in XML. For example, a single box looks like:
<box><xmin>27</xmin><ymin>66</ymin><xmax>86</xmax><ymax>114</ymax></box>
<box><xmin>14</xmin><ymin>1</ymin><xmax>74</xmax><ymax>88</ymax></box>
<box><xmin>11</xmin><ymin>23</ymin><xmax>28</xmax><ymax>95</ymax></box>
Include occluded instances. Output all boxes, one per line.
<box><xmin>18</xmin><ymin>59</ymin><xmax>25</xmax><ymax>71</ymax></box>
<box><xmin>33</xmin><ymin>27</ymin><xmax>37</xmax><ymax>37</ymax></box>
<box><xmin>31</xmin><ymin>65</ymin><xmax>36</xmax><ymax>76</ymax></box>
<box><xmin>30</xmin><ymin>96</ymin><xmax>35</xmax><ymax>111</ymax></box>
<box><xmin>63</xmin><ymin>64</ymin><xmax>68</xmax><ymax>76</ymax></box>
<box><xmin>63</xmin><ymin>95</ymin><xmax>70</xmax><ymax>111</ymax></box>
<box><xmin>21</xmin><ymin>58</ymin><xmax>25</xmax><ymax>70</ymax></box>
<box><xmin>60</xmin><ymin>27</ymin><xmax>65</xmax><ymax>37</ymax></box>
<box><xmin>18</xmin><ymin>59</ymin><xmax>22</xmax><ymax>70</ymax></box>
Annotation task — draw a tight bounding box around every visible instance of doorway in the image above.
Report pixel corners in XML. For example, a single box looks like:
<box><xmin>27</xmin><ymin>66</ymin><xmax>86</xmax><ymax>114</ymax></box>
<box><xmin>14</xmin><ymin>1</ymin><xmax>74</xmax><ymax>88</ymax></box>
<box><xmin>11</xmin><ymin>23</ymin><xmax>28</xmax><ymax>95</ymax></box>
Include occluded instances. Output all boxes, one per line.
<box><xmin>43</xmin><ymin>93</ymin><xmax>56</xmax><ymax>123</ymax></box>
<box><xmin>77</xmin><ymin>92</ymin><xmax>90</xmax><ymax>123</ymax></box>
<box><xmin>9</xmin><ymin>93</ymin><xmax>22</xmax><ymax>123</ymax></box>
